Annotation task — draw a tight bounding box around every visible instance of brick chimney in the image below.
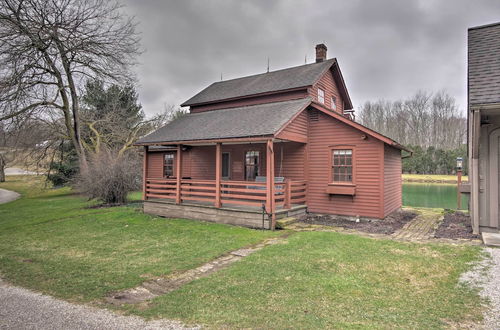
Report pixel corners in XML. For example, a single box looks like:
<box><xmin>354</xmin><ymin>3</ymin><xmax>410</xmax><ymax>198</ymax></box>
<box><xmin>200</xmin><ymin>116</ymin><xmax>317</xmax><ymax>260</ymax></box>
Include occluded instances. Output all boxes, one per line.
<box><xmin>315</xmin><ymin>44</ymin><xmax>327</xmax><ymax>63</ymax></box>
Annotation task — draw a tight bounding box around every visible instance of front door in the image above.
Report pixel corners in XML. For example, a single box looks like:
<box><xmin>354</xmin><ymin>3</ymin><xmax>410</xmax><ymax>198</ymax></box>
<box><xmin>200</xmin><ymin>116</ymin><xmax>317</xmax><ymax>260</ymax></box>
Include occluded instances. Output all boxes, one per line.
<box><xmin>222</xmin><ymin>152</ymin><xmax>231</xmax><ymax>180</ymax></box>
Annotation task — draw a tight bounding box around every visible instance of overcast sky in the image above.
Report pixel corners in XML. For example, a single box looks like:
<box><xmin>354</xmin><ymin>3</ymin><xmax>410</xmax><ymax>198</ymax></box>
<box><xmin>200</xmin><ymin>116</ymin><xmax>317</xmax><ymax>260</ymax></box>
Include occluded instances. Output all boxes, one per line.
<box><xmin>122</xmin><ymin>0</ymin><xmax>500</xmax><ymax>117</ymax></box>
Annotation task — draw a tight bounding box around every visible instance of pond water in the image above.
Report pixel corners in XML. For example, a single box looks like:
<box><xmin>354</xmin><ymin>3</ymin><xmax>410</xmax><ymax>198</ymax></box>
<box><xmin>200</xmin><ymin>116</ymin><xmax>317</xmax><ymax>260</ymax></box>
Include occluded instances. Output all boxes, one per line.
<box><xmin>402</xmin><ymin>183</ymin><xmax>469</xmax><ymax>210</ymax></box>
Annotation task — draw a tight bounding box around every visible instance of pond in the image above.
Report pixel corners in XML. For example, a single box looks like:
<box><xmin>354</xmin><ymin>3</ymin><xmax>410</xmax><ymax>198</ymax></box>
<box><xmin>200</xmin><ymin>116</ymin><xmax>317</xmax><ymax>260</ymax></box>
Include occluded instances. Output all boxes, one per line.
<box><xmin>402</xmin><ymin>183</ymin><xmax>469</xmax><ymax>210</ymax></box>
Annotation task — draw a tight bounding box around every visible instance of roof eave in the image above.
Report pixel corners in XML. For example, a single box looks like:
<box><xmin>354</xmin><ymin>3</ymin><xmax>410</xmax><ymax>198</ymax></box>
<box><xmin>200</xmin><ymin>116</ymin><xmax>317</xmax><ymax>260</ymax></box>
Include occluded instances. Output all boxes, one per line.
<box><xmin>181</xmin><ymin>86</ymin><xmax>310</xmax><ymax>107</ymax></box>
<box><xmin>133</xmin><ymin>135</ymin><xmax>275</xmax><ymax>147</ymax></box>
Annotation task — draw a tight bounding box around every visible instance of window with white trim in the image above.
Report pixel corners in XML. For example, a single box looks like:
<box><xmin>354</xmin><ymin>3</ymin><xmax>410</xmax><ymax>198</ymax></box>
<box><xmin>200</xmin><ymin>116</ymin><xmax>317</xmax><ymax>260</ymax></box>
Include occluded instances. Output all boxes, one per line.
<box><xmin>331</xmin><ymin>96</ymin><xmax>337</xmax><ymax>111</ymax></box>
<box><xmin>317</xmin><ymin>88</ymin><xmax>325</xmax><ymax>104</ymax></box>
<box><xmin>332</xmin><ymin>149</ymin><xmax>353</xmax><ymax>182</ymax></box>
<box><xmin>164</xmin><ymin>153</ymin><xmax>175</xmax><ymax>177</ymax></box>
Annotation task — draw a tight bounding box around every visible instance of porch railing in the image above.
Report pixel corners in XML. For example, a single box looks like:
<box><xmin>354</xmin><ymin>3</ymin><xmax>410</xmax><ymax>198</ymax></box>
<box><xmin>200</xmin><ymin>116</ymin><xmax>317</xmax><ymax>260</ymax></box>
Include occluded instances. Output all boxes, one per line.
<box><xmin>144</xmin><ymin>178</ymin><xmax>307</xmax><ymax>209</ymax></box>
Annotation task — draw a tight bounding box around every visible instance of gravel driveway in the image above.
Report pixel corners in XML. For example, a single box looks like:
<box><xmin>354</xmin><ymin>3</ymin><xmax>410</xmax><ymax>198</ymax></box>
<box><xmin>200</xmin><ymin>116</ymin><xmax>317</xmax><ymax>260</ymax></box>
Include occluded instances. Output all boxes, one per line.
<box><xmin>461</xmin><ymin>247</ymin><xmax>500</xmax><ymax>328</ymax></box>
<box><xmin>0</xmin><ymin>278</ymin><xmax>196</xmax><ymax>330</ymax></box>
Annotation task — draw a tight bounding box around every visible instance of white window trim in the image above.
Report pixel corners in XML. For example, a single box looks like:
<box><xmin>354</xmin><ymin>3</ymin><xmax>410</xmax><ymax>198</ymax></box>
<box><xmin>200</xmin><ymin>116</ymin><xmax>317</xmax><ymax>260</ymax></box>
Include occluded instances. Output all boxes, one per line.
<box><xmin>331</xmin><ymin>96</ymin><xmax>337</xmax><ymax>110</ymax></box>
<box><xmin>318</xmin><ymin>88</ymin><xmax>325</xmax><ymax>104</ymax></box>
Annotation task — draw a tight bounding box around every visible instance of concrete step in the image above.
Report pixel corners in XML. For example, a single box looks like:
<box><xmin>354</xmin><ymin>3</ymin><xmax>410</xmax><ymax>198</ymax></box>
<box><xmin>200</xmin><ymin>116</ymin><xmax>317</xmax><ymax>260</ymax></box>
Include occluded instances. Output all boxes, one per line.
<box><xmin>276</xmin><ymin>217</ymin><xmax>298</xmax><ymax>229</ymax></box>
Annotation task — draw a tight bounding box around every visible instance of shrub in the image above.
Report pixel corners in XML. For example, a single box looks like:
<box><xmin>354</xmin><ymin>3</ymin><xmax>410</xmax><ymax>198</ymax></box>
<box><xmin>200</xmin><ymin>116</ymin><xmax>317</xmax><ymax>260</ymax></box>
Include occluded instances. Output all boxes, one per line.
<box><xmin>75</xmin><ymin>149</ymin><xmax>140</xmax><ymax>204</ymax></box>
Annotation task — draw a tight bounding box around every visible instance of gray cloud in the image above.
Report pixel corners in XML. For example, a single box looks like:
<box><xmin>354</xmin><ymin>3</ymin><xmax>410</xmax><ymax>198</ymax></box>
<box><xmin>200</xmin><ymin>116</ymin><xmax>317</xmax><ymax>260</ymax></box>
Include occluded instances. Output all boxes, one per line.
<box><xmin>123</xmin><ymin>0</ymin><xmax>500</xmax><ymax>116</ymax></box>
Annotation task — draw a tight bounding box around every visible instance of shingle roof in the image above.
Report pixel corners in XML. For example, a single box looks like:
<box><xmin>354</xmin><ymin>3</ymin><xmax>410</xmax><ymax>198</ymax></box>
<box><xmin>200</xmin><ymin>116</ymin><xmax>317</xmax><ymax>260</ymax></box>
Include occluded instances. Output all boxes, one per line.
<box><xmin>468</xmin><ymin>22</ymin><xmax>500</xmax><ymax>106</ymax></box>
<box><xmin>181</xmin><ymin>59</ymin><xmax>336</xmax><ymax>106</ymax></box>
<box><xmin>136</xmin><ymin>98</ymin><xmax>311</xmax><ymax>144</ymax></box>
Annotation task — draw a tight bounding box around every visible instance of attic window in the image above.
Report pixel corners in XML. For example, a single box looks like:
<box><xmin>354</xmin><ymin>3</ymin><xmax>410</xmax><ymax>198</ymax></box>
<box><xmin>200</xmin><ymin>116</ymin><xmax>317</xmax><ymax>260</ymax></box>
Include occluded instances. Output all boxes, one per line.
<box><xmin>318</xmin><ymin>88</ymin><xmax>325</xmax><ymax>104</ymax></box>
<box><xmin>331</xmin><ymin>96</ymin><xmax>337</xmax><ymax>111</ymax></box>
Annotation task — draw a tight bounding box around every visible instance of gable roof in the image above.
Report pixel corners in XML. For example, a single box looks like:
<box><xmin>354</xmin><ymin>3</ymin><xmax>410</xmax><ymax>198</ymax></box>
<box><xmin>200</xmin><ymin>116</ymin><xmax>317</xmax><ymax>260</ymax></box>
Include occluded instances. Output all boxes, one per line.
<box><xmin>135</xmin><ymin>98</ymin><xmax>311</xmax><ymax>145</ymax></box>
<box><xmin>468</xmin><ymin>21</ymin><xmax>500</xmax><ymax>107</ymax></box>
<box><xmin>181</xmin><ymin>59</ymin><xmax>350</xmax><ymax>107</ymax></box>
<box><xmin>309</xmin><ymin>101</ymin><xmax>410</xmax><ymax>152</ymax></box>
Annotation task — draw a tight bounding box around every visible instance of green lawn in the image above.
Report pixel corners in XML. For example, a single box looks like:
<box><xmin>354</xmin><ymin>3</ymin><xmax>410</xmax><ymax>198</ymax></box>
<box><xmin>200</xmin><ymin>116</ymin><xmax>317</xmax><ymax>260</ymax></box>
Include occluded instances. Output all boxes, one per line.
<box><xmin>130</xmin><ymin>232</ymin><xmax>483</xmax><ymax>328</ymax></box>
<box><xmin>0</xmin><ymin>176</ymin><xmax>484</xmax><ymax>328</ymax></box>
<box><xmin>0</xmin><ymin>176</ymin><xmax>279</xmax><ymax>302</ymax></box>
<box><xmin>402</xmin><ymin>173</ymin><xmax>468</xmax><ymax>183</ymax></box>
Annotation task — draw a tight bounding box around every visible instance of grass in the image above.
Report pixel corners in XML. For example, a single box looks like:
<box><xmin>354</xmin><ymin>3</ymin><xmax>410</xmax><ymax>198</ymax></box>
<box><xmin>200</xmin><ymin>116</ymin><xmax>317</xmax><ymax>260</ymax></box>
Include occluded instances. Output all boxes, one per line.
<box><xmin>0</xmin><ymin>176</ymin><xmax>484</xmax><ymax>328</ymax></box>
<box><xmin>0</xmin><ymin>176</ymin><xmax>279</xmax><ymax>302</ymax></box>
<box><xmin>403</xmin><ymin>174</ymin><xmax>468</xmax><ymax>183</ymax></box>
<box><xmin>129</xmin><ymin>232</ymin><xmax>483</xmax><ymax>329</ymax></box>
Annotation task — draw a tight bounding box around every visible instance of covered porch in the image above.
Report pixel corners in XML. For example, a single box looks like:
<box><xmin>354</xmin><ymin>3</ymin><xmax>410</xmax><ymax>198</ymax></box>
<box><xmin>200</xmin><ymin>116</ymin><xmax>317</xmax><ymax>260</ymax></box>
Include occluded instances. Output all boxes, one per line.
<box><xmin>141</xmin><ymin>138</ymin><xmax>307</xmax><ymax>230</ymax></box>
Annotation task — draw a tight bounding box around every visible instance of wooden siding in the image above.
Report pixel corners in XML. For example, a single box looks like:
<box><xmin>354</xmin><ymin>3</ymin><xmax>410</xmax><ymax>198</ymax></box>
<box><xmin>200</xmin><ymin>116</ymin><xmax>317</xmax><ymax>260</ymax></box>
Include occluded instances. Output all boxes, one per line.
<box><xmin>146</xmin><ymin>150</ymin><xmax>191</xmax><ymax>179</ymax></box>
<box><xmin>309</xmin><ymin>68</ymin><xmax>344</xmax><ymax>114</ymax></box>
<box><xmin>307</xmin><ymin>109</ymin><xmax>385</xmax><ymax>218</ymax></box>
<box><xmin>190</xmin><ymin>89</ymin><xmax>308</xmax><ymax>113</ymax></box>
<box><xmin>145</xmin><ymin>142</ymin><xmax>305</xmax><ymax>182</ymax></box>
<box><xmin>276</xmin><ymin>110</ymin><xmax>308</xmax><ymax>143</ymax></box>
<box><xmin>146</xmin><ymin>152</ymin><xmax>164</xmax><ymax>178</ymax></box>
<box><xmin>383</xmin><ymin>145</ymin><xmax>402</xmax><ymax>216</ymax></box>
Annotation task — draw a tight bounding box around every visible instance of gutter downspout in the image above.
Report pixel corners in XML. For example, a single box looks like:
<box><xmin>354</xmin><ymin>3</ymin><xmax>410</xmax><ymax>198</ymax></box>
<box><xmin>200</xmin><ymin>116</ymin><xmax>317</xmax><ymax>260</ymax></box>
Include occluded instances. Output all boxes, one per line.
<box><xmin>472</xmin><ymin>109</ymin><xmax>480</xmax><ymax>234</ymax></box>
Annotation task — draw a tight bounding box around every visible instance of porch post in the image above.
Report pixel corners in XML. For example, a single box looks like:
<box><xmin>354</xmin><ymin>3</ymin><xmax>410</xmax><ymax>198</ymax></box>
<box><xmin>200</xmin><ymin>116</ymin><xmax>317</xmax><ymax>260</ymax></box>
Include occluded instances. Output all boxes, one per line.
<box><xmin>142</xmin><ymin>146</ymin><xmax>148</xmax><ymax>200</ymax></box>
<box><xmin>215</xmin><ymin>143</ymin><xmax>222</xmax><ymax>208</ymax></box>
<box><xmin>285</xmin><ymin>179</ymin><xmax>291</xmax><ymax>209</ymax></box>
<box><xmin>266</xmin><ymin>139</ymin><xmax>276</xmax><ymax>230</ymax></box>
<box><xmin>176</xmin><ymin>144</ymin><xmax>182</xmax><ymax>204</ymax></box>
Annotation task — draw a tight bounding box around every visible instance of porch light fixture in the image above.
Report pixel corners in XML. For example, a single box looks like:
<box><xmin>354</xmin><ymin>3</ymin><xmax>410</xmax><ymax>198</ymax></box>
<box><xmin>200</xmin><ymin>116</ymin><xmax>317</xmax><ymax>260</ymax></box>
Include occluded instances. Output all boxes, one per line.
<box><xmin>456</xmin><ymin>157</ymin><xmax>463</xmax><ymax>170</ymax></box>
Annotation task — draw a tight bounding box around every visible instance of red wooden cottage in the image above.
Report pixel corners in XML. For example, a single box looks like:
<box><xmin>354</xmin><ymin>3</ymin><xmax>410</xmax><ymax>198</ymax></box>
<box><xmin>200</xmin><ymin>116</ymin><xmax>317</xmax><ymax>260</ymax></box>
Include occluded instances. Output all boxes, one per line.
<box><xmin>135</xmin><ymin>44</ymin><xmax>407</xmax><ymax>229</ymax></box>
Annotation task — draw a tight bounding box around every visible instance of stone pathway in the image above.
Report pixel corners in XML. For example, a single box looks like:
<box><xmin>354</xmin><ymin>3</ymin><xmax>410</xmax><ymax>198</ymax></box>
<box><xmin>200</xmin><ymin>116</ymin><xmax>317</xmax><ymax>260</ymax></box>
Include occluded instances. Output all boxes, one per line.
<box><xmin>106</xmin><ymin>236</ymin><xmax>287</xmax><ymax>305</ymax></box>
<box><xmin>392</xmin><ymin>210</ymin><xmax>443</xmax><ymax>241</ymax></box>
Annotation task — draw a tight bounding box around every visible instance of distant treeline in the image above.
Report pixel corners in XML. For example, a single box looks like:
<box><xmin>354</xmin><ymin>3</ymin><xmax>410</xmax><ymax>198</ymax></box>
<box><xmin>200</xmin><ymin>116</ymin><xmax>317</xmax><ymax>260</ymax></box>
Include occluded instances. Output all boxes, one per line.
<box><xmin>402</xmin><ymin>145</ymin><xmax>467</xmax><ymax>175</ymax></box>
<box><xmin>358</xmin><ymin>90</ymin><xmax>466</xmax><ymax>149</ymax></box>
<box><xmin>358</xmin><ymin>90</ymin><xmax>468</xmax><ymax>175</ymax></box>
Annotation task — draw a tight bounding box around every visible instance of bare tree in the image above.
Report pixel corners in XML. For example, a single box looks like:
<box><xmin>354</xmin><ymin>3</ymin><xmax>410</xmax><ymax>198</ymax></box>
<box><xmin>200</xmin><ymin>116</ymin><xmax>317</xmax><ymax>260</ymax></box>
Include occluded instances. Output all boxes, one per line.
<box><xmin>0</xmin><ymin>0</ymin><xmax>140</xmax><ymax>168</ymax></box>
<box><xmin>358</xmin><ymin>90</ymin><xmax>466</xmax><ymax>149</ymax></box>
<box><xmin>0</xmin><ymin>117</ymin><xmax>54</xmax><ymax>181</ymax></box>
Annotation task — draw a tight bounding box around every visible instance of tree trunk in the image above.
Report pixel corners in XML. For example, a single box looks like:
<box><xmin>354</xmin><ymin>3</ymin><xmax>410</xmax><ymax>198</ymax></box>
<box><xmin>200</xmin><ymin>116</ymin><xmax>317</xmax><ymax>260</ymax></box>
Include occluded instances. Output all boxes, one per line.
<box><xmin>0</xmin><ymin>156</ymin><xmax>5</xmax><ymax>182</ymax></box>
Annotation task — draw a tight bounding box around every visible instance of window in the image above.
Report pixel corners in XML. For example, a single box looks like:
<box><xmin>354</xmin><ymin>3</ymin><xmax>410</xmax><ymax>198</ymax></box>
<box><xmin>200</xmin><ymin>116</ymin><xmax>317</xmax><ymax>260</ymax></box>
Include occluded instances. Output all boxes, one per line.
<box><xmin>331</xmin><ymin>96</ymin><xmax>337</xmax><ymax>111</ymax></box>
<box><xmin>245</xmin><ymin>151</ymin><xmax>260</xmax><ymax>181</ymax></box>
<box><xmin>164</xmin><ymin>153</ymin><xmax>174</xmax><ymax>177</ymax></box>
<box><xmin>332</xmin><ymin>149</ymin><xmax>353</xmax><ymax>182</ymax></box>
<box><xmin>222</xmin><ymin>152</ymin><xmax>230</xmax><ymax>179</ymax></box>
<box><xmin>317</xmin><ymin>88</ymin><xmax>325</xmax><ymax>104</ymax></box>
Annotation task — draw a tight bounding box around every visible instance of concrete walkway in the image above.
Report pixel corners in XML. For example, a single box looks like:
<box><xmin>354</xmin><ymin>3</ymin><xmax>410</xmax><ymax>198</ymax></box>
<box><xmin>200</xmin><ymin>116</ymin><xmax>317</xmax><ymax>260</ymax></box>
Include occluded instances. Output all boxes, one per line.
<box><xmin>0</xmin><ymin>188</ymin><xmax>20</xmax><ymax>204</ymax></box>
<box><xmin>0</xmin><ymin>278</ymin><xmax>195</xmax><ymax>330</ymax></box>
<box><xmin>5</xmin><ymin>167</ymin><xmax>38</xmax><ymax>175</ymax></box>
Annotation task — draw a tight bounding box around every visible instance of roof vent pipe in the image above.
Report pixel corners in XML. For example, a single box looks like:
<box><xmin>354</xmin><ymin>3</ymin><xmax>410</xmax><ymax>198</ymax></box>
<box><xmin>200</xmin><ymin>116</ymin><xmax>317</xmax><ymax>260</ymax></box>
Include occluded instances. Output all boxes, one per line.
<box><xmin>315</xmin><ymin>44</ymin><xmax>327</xmax><ymax>62</ymax></box>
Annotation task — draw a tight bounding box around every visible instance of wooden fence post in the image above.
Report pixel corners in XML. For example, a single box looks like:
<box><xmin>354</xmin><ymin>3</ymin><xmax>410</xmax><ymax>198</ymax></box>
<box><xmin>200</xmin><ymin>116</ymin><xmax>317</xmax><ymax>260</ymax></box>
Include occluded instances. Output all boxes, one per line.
<box><xmin>175</xmin><ymin>144</ymin><xmax>182</xmax><ymax>204</ymax></box>
<box><xmin>143</xmin><ymin>146</ymin><xmax>148</xmax><ymax>200</ymax></box>
<box><xmin>215</xmin><ymin>143</ymin><xmax>222</xmax><ymax>208</ymax></box>
<box><xmin>285</xmin><ymin>179</ymin><xmax>291</xmax><ymax>209</ymax></box>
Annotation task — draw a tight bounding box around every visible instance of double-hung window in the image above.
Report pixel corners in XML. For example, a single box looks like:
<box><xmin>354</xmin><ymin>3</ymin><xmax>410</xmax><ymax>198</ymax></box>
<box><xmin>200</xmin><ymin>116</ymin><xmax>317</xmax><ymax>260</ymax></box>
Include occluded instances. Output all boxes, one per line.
<box><xmin>331</xmin><ymin>96</ymin><xmax>337</xmax><ymax>111</ymax></box>
<box><xmin>318</xmin><ymin>88</ymin><xmax>325</xmax><ymax>104</ymax></box>
<box><xmin>332</xmin><ymin>149</ymin><xmax>353</xmax><ymax>183</ymax></box>
<box><xmin>164</xmin><ymin>153</ymin><xmax>175</xmax><ymax>177</ymax></box>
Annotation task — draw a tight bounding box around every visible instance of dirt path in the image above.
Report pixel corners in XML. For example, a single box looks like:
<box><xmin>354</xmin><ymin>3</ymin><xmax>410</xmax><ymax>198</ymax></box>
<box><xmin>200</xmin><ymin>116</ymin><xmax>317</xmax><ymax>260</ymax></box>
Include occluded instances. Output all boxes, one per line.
<box><xmin>0</xmin><ymin>278</ymin><xmax>195</xmax><ymax>330</ymax></box>
<box><xmin>0</xmin><ymin>188</ymin><xmax>20</xmax><ymax>204</ymax></box>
